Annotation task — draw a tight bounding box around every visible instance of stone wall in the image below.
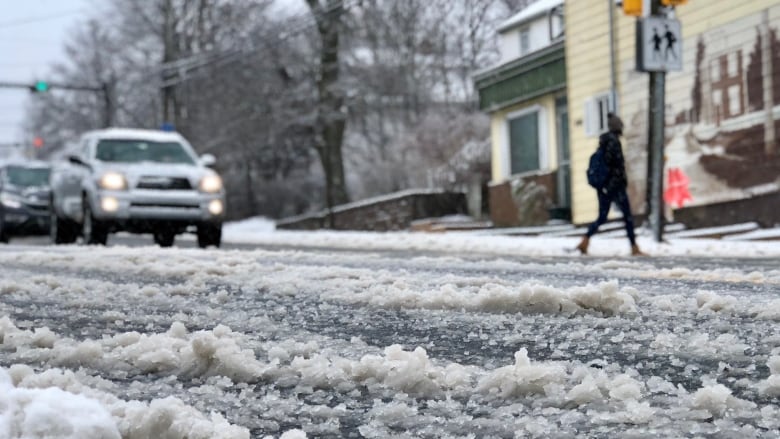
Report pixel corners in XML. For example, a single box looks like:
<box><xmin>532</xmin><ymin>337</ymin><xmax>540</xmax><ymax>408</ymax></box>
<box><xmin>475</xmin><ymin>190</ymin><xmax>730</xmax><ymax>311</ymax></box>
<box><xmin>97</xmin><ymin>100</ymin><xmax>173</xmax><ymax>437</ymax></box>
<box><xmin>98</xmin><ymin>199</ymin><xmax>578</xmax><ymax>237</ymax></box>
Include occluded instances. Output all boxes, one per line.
<box><xmin>488</xmin><ymin>170</ymin><xmax>558</xmax><ymax>227</ymax></box>
<box><xmin>277</xmin><ymin>189</ymin><xmax>467</xmax><ymax>231</ymax></box>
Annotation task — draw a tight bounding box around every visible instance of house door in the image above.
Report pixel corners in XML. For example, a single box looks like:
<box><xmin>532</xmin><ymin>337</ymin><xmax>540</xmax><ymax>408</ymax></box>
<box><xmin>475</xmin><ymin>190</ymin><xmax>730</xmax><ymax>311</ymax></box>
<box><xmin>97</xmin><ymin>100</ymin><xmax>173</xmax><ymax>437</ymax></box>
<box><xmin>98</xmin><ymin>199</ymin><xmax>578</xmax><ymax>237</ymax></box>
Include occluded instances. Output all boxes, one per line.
<box><xmin>555</xmin><ymin>96</ymin><xmax>572</xmax><ymax>215</ymax></box>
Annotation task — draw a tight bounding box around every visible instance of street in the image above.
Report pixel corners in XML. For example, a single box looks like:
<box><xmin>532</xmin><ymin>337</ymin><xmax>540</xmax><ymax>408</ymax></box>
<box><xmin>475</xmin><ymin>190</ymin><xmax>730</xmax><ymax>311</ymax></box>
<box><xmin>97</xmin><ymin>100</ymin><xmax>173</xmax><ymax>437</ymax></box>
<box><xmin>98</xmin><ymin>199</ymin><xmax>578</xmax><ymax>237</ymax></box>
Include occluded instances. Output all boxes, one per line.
<box><xmin>1</xmin><ymin>235</ymin><xmax>779</xmax><ymax>438</ymax></box>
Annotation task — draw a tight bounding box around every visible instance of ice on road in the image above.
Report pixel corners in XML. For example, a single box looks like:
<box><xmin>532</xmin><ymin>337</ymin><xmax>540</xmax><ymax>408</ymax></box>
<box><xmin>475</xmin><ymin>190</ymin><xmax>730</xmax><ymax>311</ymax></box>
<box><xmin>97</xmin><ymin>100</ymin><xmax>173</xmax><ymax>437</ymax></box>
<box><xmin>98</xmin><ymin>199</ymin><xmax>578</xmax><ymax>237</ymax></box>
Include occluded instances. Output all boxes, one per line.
<box><xmin>1</xmin><ymin>230</ymin><xmax>780</xmax><ymax>438</ymax></box>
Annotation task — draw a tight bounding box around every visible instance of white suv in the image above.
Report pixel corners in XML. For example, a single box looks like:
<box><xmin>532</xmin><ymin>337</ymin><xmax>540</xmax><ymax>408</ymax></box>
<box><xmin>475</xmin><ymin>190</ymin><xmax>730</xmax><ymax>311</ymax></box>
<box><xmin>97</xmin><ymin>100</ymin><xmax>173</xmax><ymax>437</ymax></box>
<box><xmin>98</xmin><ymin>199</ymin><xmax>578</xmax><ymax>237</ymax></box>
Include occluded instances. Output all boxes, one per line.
<box><xmin>49</xmin><ymin>128</ymin><xmax>225</xmax><ymax>247</ymax></box>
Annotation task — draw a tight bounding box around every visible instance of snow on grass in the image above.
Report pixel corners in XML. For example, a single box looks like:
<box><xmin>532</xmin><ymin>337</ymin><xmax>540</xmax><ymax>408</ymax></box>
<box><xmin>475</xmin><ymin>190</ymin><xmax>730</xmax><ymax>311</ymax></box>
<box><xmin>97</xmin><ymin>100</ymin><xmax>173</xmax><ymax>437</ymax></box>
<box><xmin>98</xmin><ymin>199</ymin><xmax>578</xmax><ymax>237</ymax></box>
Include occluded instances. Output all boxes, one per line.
<box><xmin>223</xmin><ymin>217</ymin><xmax>276</xmax><ymax>238</ymax></box>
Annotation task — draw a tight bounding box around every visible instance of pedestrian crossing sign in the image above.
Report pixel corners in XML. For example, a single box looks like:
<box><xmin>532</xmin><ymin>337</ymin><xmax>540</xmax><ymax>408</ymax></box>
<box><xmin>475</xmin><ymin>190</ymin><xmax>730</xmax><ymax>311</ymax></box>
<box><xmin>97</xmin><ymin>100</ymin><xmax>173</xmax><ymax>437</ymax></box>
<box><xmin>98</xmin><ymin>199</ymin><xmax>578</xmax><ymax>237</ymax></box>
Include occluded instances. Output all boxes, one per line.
<box><xmin>636</xmin><ymin>17</ymin><xmax>683</xmax><ymax>72</ymax></box>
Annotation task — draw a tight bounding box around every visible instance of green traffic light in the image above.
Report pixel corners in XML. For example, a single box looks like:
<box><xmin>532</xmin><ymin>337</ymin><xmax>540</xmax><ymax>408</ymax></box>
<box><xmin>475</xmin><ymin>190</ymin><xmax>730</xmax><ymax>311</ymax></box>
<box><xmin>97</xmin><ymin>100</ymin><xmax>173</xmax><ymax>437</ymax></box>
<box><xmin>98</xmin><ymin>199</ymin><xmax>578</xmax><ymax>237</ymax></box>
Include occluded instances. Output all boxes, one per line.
<box><xmin>34</xmin><ymin>81</ymin><xmax>49</xmax><ymax>92</ymax></box>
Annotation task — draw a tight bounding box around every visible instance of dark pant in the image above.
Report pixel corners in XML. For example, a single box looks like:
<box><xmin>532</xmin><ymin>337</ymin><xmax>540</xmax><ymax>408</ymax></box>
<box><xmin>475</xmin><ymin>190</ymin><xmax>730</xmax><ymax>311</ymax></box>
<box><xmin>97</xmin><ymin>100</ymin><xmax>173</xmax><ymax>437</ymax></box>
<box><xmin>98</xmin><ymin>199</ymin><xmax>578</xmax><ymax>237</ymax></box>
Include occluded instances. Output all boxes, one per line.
<box><xmin>586</xmin><ymin>188</ymin><xmax>636</xmax><ymax>245</ymax></box>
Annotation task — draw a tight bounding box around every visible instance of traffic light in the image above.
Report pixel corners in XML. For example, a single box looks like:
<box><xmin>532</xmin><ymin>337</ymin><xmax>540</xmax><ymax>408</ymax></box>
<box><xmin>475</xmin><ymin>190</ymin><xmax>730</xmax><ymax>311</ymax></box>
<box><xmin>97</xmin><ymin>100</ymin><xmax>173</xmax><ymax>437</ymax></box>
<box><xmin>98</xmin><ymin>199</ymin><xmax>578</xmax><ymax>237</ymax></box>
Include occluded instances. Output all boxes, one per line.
<box><xmin>30</xmin><ymin>81</ymin><xmax>49</xmax><ymax>93</ymax></box>
<box><xmin>622</xmin><ymin>0</ymin><xmax>643</xmax><ymax>16</ymax></box>
<box><xmin>32</xmin><ymin>137</ymin><xmax>44</xmax><ymax>148</ymax></box>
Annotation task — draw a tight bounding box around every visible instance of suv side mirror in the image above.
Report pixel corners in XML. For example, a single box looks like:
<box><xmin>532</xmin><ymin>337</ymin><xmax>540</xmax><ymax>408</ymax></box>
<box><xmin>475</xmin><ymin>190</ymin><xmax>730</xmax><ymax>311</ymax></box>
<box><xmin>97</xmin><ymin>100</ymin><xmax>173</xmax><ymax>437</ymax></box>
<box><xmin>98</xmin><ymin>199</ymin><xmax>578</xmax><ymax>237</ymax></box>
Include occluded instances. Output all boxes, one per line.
<box><xmin>68</xmin><ymin>155</ymin><xmax>84</xmax><ymax>165</ymax></box>
<box><xmin>200</xmin><ymin>154</ymin><xmax>216</xmax><ymax>167</ymax></box>
<box><xmin>68</xmin><ymin>155</ymin><xmax>91</xmax><ymax>170</ymax></box>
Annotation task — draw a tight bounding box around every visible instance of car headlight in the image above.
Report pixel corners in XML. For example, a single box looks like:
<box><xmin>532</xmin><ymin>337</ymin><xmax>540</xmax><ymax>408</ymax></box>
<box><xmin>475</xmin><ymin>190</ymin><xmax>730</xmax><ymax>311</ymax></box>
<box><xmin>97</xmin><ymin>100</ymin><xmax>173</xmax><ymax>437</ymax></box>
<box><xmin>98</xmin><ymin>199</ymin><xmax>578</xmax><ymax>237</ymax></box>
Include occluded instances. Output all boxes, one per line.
<box><xmin>199</xmin><ymin>174</ymin><xmax>223</xmax><ymax>193</ymax></box>
<box><xmin>98</xmin><ymin>172</ymin><xmax>127</xmax><ymax>190</ymax></box>
<box><xmin>0</xmin><ymin>193</ymin><xmax>22</xmax><ymax>209</ymax></box>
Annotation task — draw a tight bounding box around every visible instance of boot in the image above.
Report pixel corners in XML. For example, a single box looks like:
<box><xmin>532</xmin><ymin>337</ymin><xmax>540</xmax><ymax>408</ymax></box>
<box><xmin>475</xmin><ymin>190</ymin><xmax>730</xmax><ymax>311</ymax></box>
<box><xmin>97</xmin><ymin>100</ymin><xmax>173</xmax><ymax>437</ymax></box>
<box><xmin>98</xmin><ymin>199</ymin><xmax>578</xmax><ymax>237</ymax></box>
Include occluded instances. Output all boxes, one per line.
<box><xmin>631</xmin><ymin>244</ymin><xmax>647</xmax><ymax>257</ymax></box>
<box><xmin>576</xmin><ymin>236</ymin><xmax>589</xmax><ymax>255</ymax></box>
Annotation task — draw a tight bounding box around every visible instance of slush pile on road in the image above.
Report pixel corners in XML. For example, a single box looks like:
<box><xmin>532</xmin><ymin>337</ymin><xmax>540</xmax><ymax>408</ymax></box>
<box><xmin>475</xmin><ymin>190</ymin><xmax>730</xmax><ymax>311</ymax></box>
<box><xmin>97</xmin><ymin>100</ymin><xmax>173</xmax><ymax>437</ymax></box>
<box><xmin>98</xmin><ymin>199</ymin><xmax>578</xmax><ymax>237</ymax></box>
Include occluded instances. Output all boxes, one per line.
<box><xmin>1</xmin><ymin>244</ymin><xmax>779</xmax><ymax>438</ymax></box>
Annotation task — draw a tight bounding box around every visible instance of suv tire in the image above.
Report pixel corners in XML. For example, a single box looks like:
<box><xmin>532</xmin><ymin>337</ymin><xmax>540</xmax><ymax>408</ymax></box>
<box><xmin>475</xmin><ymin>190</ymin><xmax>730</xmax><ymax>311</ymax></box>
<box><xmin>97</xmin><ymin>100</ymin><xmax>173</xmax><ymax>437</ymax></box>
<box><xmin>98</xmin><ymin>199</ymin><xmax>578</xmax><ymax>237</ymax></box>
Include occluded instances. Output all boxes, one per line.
<box><xmin>82</xmin><ymin>199</ymin><xmax>108</xmax><ymax>245</ymax></box>
<box><xmin>0</xmin><ymin>213</ymin><xmax>9</xmax><ymax>244</ymax></box>
<box><xmin>153</xmin><ymin>230</ymin><xmax>176</xmax><ymax>247</ymax></box>
<box><xmin>51</xmin><ymin>208</ymin><xmax>79</xmax><ymax>244</ymax></box>
<box><xmin>197</xmin><ymin>223</ymin><xmax>221</xmax><ymax>248</ymax></box>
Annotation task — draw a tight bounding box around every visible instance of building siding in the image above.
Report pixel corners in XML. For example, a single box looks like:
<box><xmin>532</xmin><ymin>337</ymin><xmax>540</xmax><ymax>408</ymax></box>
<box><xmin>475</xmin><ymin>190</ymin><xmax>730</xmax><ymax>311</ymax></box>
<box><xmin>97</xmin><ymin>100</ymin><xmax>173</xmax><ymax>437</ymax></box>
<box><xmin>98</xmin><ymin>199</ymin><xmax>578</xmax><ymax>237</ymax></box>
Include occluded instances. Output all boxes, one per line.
<box><xmin>566</xmin><ymin>0</ymin><xmax>780</xmax><ymax>224</ymax></box>
<box><xmin>565</xmin><ymin>0</ymin><xmax>613</xmax><ymax>224</ymax></box>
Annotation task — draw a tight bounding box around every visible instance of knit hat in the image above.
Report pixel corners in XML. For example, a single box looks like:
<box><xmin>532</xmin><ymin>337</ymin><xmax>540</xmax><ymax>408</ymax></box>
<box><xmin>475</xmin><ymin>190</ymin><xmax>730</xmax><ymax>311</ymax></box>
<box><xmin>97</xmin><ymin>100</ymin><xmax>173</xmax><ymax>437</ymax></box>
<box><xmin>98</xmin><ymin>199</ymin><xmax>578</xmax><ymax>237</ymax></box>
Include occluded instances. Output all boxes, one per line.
<box><xmin>607</xmin><ymin>113</ymin><xmax>624</xmax><ymax>134</ymax></box>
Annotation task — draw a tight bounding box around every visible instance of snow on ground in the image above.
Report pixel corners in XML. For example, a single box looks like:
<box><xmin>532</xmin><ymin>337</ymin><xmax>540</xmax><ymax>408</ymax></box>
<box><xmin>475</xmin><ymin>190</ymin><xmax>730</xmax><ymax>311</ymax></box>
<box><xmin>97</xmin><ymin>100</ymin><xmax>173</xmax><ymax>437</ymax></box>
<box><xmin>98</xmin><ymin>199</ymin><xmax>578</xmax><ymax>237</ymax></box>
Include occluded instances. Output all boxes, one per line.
<box><xmin>0</xmin><ymin>364</ymin><xmax>249</xmax><ymax>439</ymax></box>
<box><xmin>2</xmin><ymin>224</ymin><xmax>780</xmax><ymax>437</ymax></box>
<box><xmin>222</xmin><ymin>218</ymin><xmax>780</xmax><ymax>259</ymax></box>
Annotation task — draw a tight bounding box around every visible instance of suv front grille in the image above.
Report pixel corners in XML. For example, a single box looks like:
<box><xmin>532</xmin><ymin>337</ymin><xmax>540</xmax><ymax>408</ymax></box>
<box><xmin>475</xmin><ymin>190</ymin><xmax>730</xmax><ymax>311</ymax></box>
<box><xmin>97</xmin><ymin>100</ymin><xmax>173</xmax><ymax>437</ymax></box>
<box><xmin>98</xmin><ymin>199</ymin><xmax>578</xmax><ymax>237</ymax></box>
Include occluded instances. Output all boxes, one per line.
<box><xmin>136</xmin><ymin>177</ymin><xmax>192</xmax><ymax>190</ymax></box>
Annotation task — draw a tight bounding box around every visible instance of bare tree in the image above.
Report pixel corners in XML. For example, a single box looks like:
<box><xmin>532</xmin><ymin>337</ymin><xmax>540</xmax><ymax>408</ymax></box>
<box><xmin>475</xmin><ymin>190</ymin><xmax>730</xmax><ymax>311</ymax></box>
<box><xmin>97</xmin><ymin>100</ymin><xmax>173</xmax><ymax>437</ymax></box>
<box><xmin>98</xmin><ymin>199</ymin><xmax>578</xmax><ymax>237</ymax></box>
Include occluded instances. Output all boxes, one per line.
<box><xmin>25</xmin><ymin>19</ymin><xmax>118</xmax><ymax>157</ymax></box>
<box><xmin>25</xmin><ymin>0</ymin><xmax>517</xmax><ymax>220</ymax></box>
<box><xmin>306</xmin><ymin>0</ymin><xmax>350</xmax><ymax>214</ymax></box>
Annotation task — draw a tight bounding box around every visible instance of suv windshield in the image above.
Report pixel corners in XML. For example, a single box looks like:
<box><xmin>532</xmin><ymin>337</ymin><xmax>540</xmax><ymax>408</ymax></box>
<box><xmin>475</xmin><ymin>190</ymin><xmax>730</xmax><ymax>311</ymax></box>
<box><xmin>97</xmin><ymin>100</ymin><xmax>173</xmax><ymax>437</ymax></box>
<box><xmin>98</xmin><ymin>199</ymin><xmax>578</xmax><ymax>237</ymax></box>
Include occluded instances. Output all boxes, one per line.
<box><xmin>95</xmin><ymin>139</ymin><xmax>195</xmax><ymax>165</ymax></box>
<box><xmin>5</xmin><ymin>166</ymin><xmax>50</xmax><ymax>187</ymax></box>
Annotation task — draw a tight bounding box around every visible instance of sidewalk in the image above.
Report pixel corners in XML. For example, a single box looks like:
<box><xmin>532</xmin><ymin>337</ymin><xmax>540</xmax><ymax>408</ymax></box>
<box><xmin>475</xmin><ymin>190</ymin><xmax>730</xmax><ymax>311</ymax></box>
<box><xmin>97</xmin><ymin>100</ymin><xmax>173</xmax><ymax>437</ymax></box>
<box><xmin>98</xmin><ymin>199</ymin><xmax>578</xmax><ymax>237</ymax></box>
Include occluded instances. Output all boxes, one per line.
<box><xmin>418</xmin><ymin>217</ymin><xmax>780</xmax><ymax>242</ymax></box>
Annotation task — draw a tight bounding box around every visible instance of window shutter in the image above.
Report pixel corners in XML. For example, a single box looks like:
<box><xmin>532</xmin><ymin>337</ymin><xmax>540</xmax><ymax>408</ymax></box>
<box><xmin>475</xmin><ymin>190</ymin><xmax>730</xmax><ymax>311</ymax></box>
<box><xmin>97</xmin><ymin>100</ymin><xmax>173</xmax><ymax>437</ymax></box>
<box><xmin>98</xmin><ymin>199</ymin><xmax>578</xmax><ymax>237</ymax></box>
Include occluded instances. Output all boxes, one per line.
<box><xmin>584</xmin><ymin>97</ymin><xmax>595</xmax><ymax>137</ymax></box>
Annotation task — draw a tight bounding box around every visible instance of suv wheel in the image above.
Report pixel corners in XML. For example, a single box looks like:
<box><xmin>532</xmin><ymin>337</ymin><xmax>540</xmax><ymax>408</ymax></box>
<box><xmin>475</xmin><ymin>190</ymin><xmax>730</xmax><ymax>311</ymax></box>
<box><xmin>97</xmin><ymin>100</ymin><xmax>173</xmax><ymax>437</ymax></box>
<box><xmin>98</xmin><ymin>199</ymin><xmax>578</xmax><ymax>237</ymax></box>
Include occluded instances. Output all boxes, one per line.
<box><xmin>0</xmin><ymin>213</ymin><xmax>9</xmax><ymax>244</ymax></box>
<box><xmin>197</xmin><ymin>223</ymin><xmax>221</xmax><ymax>248</ymax></box>
<box><xmin>51</xmin><ymin>209</ymin><xmax>78</xmax><ymax>244</ymax></box>
<box><xmin>153</xmin><ymin>230</ymin><xmax>175</xmax><ymax>247</ymax></box>
<box><xmin>82</xmin><ymin>200</ymin><xmax>108</xmax><ymax>245</ymax></box>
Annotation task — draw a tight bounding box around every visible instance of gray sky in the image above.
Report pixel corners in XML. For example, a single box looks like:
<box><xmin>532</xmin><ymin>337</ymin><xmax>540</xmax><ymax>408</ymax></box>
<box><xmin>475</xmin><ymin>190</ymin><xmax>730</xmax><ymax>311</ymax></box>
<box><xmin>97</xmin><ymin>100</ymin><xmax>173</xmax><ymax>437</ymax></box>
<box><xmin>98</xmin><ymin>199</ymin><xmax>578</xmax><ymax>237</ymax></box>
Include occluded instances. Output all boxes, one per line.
<box><xmin>0</xmin><ymin>0</ymin><xmax>306</xmax><ymax>147</ymax></box>
<box><xmin>0</xmin><ymin>0</ymin><xmax>93</xmax><ymax>144</ymax></box>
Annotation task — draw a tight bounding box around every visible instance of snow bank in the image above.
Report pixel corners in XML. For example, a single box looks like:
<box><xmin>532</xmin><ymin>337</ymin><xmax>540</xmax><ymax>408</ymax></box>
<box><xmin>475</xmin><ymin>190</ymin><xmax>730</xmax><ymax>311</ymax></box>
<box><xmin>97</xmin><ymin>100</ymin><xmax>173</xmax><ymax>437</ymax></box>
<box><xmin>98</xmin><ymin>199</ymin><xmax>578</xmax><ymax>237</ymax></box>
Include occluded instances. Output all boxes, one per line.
<box><xmin>0</xmin><ymin>368</ymin><xmax>120</xmax><ymax>439</ymax></box>
<box><xmin>322</xmin><ymin>279</ymin><xmax>637</xmax><ymax>317</ymax></box>
<box><xmin>220</xmin><ymin>225</ymin><xmax>780</xmax><ymax>259</ymax></box>
<box><xmin>759</xmin><ymin>356</ymin><xmax>780</xmax><ymax>396</ymax></box>
<box><xmin>2</xmin><ymin>318</ymin><xmax>269</xmax><ymax>383</ymax></box>
<box><xmin>651</xmin><ymin>333</ymin><xmax>750</xmax><ymax>361</ymax></box>
<box><xmin>477</xmin><ymin>348</ymin><xmax>568</xmax><ymax>398</ymax></box>
<box><xmin>689</xmin><ymin>382</ymin><xmax>756</xmax><ymax>418</ymax></box>
<box><xmin>752</xmin><ymin>299</ymin><xmax>780</xmax><ymax>321</ymax></box>
<box><xmin>0</xmin><ymin>366</ymin><xmax>250</xmax><ymax>439</ymax></box>
<box><xmin>476</xmin><ymin>348</ymin><xmax>649</xmax><ymax>412</ymax></box>
<box><xmin>223</xmin><ymin>217</ymin><xmax>275</xmax><ymax>238</ymax></box>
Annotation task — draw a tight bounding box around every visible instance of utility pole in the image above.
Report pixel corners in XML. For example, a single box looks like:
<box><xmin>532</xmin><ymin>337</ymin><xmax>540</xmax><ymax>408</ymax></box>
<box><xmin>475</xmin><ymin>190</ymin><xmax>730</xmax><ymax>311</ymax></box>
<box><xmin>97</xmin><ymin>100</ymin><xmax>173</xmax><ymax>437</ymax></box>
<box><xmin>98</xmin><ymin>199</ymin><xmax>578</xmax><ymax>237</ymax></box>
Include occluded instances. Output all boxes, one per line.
<box><xmin>101</xmin><ymin>81</ymin><xmax>114</xmax><ymax>128</ymax></box>
<box><xmin>647</xmin><ymin>0</ymin><xmax>666</xmax><ymax>242</ymax></box>
<box><xmin>628</xmin><ymin>0</ymin><xmax>686</xmax><ymax>243</ymax></box>
<box><xmin>161</xmin><ymin>0</ymin><xmax>179</xmax><ymax>129</ymax></box>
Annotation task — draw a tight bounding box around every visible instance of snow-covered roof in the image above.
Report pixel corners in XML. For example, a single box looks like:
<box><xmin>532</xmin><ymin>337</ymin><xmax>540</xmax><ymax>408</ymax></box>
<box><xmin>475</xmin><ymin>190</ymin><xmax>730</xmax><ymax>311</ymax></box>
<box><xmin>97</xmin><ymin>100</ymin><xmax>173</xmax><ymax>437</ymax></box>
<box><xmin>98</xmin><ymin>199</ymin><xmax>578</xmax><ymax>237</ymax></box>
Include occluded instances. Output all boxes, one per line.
<box><xmin>499</xmin><ymin>0</ymin><xmax>564</xmax><ymax>33</ymax></box>
<box><xmin>0</xmin><ymin>159</ymin><xmax>50</xmax><ymax>169</ymax></box>
<box><xmin>83</xmin><ymin>127</ymin><xmax>186</xmax><ymax>142</ymax></box>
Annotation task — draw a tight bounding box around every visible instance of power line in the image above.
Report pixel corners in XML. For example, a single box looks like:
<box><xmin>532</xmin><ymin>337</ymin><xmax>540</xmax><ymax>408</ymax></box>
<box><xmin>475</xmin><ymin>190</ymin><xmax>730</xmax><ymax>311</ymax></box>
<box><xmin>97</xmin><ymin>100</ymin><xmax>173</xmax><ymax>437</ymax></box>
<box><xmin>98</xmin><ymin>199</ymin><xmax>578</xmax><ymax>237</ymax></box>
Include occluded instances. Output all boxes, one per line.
<box><xmin>0</xmin><ymin>9</ymin><xmax>85</xmax><ymax>29</ymax></box>
<box><xmin>153</xmin><ymin>0</ymin><xmax>357</xmax><ymax>89</ymax></box>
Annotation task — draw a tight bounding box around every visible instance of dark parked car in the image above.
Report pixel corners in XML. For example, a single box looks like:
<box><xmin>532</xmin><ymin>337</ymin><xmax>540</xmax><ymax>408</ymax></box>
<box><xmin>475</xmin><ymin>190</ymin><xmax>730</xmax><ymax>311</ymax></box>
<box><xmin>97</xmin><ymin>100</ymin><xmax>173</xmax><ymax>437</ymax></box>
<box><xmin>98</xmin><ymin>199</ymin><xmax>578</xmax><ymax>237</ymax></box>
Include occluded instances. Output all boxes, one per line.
<box><xmin>0</xmin><ymin>161</ymin><xmax>51</xmax><ymax>242</ymax></box>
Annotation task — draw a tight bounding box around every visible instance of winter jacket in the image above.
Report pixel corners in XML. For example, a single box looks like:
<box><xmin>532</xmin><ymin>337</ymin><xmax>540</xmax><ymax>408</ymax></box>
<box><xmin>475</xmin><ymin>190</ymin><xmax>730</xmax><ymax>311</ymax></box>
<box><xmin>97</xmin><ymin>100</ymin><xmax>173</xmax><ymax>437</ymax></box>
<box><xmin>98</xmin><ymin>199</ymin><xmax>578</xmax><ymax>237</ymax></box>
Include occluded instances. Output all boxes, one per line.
<box><xmin>599</xmin><ymin>131</ymin><xmax>627</xmax><ymax>194</ymax></box>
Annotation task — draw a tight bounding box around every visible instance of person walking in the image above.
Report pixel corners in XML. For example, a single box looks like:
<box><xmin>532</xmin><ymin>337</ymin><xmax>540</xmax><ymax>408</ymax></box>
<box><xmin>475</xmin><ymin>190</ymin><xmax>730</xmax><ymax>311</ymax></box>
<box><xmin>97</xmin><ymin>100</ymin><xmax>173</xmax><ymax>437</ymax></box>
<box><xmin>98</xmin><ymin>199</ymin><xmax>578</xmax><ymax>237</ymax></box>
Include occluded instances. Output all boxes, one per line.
<box><xmin>576</xmin><ymin>113</ymin><xmax>647</xmax><ymax>256</ymax></box>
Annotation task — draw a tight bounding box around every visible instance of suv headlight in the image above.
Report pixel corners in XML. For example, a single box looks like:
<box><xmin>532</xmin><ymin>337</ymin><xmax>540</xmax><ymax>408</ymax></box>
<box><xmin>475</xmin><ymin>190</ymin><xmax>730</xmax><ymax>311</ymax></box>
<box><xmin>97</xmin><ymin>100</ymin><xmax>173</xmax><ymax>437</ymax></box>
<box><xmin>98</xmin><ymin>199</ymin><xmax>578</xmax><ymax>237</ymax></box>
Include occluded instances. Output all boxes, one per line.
<box><xmin>98</xmin><ymin>172</ymin><xmax>127</xmax><ymax>190</ymax></box>
<box><xmin>0</xmin><ymin>193</ymin><xmax>22</xmax><ymax>209</ymax></box>
<box><xmin>199</xmin><ymin>174</ymin><xmax>223</xmax><ymax>193</ymax></box>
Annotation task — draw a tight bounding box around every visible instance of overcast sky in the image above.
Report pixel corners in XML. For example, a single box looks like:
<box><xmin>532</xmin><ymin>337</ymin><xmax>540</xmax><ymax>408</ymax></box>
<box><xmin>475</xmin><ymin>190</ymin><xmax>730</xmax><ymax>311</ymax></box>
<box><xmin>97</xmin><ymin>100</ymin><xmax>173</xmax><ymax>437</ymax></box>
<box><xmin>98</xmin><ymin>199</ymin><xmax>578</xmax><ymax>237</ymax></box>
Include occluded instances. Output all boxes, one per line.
<box><xmin>0</xmin><ymin>0</ymin><xmax>307</xmax><ymax>149</ymax></box>
<box><xmin>0</xmin><ymin>0</ymin><xmax>96</xmax><ymax>145</ymax></box>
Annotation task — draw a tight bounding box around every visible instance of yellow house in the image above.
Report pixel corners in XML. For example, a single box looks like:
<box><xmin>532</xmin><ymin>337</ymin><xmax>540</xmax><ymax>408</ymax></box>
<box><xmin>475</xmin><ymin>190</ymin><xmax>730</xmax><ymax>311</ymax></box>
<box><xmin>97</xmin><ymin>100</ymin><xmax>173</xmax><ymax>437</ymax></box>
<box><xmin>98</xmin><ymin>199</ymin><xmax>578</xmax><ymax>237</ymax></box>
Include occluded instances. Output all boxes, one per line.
<box><xmin>566</xmin><ymin>0</ymin><xmax>780</xmax><ymax>227</ymax></box>
<box><xmin>474</xmin><ymin>0</ymin><xmax>571</xmax><ymax>227</ymax></box>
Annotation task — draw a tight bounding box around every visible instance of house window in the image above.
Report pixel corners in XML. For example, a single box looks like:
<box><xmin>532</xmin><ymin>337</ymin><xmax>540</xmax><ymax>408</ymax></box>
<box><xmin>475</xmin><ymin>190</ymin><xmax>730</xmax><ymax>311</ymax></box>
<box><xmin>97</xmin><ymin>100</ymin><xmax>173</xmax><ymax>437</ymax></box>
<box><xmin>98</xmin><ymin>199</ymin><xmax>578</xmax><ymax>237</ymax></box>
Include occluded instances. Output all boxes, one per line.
<box><xmin>584</xmin><ymin>93</ymin><xmax>613</xmax><ymax>137</ymax></box>
<box><xmin>508</xmin><ymin>109</ymin><xmax>542</xmax><ymax>175</ymax></box>
<box><xmin>519</xmin><ymin>28</ymin><xmax>530</xmax><ymax>55</ymax></box>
